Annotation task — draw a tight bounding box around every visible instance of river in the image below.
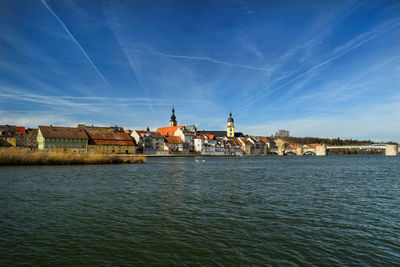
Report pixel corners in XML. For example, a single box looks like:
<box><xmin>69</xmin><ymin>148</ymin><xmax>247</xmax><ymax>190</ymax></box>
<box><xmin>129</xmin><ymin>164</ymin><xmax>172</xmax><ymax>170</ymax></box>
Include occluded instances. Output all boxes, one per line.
<box><xmin>1</xmin><ymin>155</ymin><xmax>399</xmax><ymax>265</ymax></box>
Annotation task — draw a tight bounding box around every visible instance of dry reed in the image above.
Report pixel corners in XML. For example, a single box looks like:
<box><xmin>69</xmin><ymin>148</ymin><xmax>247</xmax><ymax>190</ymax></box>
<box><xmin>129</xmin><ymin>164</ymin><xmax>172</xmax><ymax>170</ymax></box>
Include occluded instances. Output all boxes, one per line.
<box><xmin>0</xmin><ymin>148</ymin><xmax>146</xmax><ymax>165</ymax></box>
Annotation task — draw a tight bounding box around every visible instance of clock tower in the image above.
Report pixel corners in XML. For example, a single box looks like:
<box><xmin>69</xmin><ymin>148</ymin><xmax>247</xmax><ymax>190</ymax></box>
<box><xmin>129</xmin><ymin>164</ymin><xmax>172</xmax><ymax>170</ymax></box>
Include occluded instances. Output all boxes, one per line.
<box><xmin>227</xmin><ymin>112</ymin><xmax>235</xmax><ymax>137</ymax></box>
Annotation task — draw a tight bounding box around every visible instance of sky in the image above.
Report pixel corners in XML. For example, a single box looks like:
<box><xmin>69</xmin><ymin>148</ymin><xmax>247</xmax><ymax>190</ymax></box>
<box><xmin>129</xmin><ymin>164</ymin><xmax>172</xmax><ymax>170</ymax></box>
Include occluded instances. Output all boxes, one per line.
<box><xmin>0</xmin><ymin>0</ymin><xmax>400</xmax><ymax>141</ymax></box>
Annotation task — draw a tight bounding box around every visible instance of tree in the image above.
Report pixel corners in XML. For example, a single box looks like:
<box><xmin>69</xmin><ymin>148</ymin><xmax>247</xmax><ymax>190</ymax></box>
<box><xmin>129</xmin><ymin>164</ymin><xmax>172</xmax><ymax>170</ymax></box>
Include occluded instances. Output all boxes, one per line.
<box><xmin>275</xmin><ymin>130</ymin><xmax>289</xmax><ymax>138</ymax></box>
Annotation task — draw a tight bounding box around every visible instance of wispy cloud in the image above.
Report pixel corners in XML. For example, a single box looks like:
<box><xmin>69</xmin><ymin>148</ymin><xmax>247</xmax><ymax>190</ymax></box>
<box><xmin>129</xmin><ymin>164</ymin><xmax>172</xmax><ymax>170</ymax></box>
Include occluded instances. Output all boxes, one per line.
<box><xmin>102</xmin><ymin>5</ymin><xmax>160</xmax><ymax>123</ymax></box>
<box><xmin>263</xmin><ymin>0</ymin><xmax>366</xmax><ymax>78</ymax></box>
<box><xmin>148</xmin><ymin>50</ymin><xmax>270</xmax><ymax>72</ymax></box>
<box><xmin>0</xmin><ymin>88</ymin><xmax>211</xmax><ymax>109</ymax></box>
<box><xmin>244</xmin><ymin>17</ymin><xmax>400</xmax><ymax>107</ymax></box>
<box><xmin>40</xmin><ymin>0</ymin><xmax>109</xmax><ymax>85</ymax></box>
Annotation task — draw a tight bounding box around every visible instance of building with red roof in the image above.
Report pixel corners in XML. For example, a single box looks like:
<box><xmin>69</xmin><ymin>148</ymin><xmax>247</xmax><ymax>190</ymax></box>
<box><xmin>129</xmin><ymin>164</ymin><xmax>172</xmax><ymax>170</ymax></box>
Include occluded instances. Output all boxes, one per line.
<box><xmin>85</xmin><ymin>128</ymin><xmax>135</xmax><ymax>154</ymax></box>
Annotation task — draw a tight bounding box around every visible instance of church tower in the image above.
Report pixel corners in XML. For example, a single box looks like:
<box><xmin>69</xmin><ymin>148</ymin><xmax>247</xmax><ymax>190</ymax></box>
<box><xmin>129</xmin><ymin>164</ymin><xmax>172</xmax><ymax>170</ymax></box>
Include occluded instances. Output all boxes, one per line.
<box><xmin>169</xmin><ymin>106</ymin><xmax>177</xmax><ymax>127</ymax></box>
<box><xmin>227</xmin><ymin>112</ymin><xmax>235</xmax><ymax>137</ymax></box>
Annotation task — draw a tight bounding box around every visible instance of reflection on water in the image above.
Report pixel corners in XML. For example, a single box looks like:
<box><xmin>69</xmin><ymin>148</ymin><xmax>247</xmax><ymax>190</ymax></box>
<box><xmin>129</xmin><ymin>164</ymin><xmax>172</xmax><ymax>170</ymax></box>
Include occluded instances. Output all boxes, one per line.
<box><xmin>1</xmin><ymin>155</ymin><xmax>399</xmax><ymax>265</ymax></box>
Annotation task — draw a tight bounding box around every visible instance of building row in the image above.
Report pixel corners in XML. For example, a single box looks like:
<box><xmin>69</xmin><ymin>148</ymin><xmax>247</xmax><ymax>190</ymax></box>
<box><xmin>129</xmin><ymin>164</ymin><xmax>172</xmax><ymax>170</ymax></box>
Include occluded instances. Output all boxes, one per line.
<box><xmin>0</xmin><ymin>107</ymin><xmax>277</xmax><ymax>155</ymax></box>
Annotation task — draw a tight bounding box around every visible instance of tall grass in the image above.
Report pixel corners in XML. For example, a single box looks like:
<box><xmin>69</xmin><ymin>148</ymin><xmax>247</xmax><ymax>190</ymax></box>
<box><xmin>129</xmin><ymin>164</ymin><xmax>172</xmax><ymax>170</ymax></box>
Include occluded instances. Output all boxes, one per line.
<box><xmin>0</xmin><ymin>148</ymin><xmax>146</xmax><ymax>165</ymax></box>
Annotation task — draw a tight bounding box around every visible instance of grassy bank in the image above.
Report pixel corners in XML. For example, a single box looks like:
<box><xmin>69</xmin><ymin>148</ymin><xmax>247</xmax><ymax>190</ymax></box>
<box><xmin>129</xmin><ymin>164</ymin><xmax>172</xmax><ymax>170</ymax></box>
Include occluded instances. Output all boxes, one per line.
<box><xmin>0</xmin><ymin>148</ymin><xmax>146</xmax><ymax>165</ymax></box>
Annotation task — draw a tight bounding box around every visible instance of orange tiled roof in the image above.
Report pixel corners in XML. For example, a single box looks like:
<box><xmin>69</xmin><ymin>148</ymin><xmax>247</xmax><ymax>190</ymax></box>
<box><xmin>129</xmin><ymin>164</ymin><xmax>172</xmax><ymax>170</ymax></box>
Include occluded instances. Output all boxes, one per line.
<box><xmin>164</xmin><ymin>136</ymin><xmax>184</xmax><ymax>144</ymax></box>
<box><xmin>157</xmin><ymin>126</ymin><xmax>184</xmax><ymax>137</ymax></box>
<box><xmin>195</xmin><ymin>133</ymin><xmax>215</xmax><ymax>140</ymax></box>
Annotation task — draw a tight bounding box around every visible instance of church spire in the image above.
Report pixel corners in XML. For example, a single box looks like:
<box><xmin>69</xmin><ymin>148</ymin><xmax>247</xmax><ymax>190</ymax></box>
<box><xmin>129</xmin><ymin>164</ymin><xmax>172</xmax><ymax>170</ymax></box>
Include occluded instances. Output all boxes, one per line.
<box><xmin>228</xmin><ymin>112</ymin><xmax>234</xmax><ymax>123</ymax></box>
<box><xmin>169</xmin><ymin>105</ymin><xmax>177</xmax><ymax>127</ymax></box>
<box><xmin>227</xmin><ymin>112</ymin><xmax>235</xmax><ymax>137</ymax></box>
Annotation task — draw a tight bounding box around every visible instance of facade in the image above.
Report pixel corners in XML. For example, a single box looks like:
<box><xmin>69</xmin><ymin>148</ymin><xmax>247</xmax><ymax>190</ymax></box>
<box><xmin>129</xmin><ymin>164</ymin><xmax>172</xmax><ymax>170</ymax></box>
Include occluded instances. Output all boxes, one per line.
<box><xmin>0</xmin><ymin>126</ymin><xmax>16</xmax><ymax>147</ymax></box>
<box><xmin>131</xmin><ymin>130</ymin><xmax>165</xmax><ymax>154</ymax></box>
<box><xmin>164</xmin><ymin>136</ymin><xmax>189</xmax><ymax>153</ymax></box>
<box><xmin>37</xmin><ymin>126</ymin><xmax>88</xmax><ymax>150</ymax></box>
<box><xmin>223</xmin><ymin>137</ymin><xmax>244</xmax><ymax>155</ymax></box>
<box><xmin>247</xmin><ymin>136</ymin><xmax>270</xmax><ymax>155</ymax></box>
<box><xmin>238</xmin><ymin>138</ymin><xmax>252</xmax><ymax>155</ymax></box>
<box><xmin>0</xmin><ymin>125</ymin><xmax>25</xmax><ymax>147</ymax></box>
<box><xmin>175</xmin><ymin>126</ymin><xmax>196</xmax><ymax>151</ymax></box>
<box><xmin>194</xmin><ymin>133</ymin><xmax>217</xmax><ymax>154</ymax></box>
<box><xmin>85</xmin><ymin>129</ymin><xmax>135</xmax><ymax>154</ymax></box>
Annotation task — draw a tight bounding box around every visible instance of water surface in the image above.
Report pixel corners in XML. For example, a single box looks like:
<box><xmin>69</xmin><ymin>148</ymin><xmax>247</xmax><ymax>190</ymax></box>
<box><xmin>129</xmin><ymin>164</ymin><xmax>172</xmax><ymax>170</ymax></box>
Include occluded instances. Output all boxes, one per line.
<box><xmin>1</xmin><ymin>155</ymin><xmax>399</xmax><ymax>265</ymax></box>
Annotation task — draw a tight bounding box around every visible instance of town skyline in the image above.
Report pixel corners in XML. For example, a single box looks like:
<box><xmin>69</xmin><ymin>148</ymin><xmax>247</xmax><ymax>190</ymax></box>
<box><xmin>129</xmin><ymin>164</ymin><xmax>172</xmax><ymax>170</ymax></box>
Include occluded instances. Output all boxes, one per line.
<box><xmin>1</xmin><ymin>1</ymin><xmax>400</xmax><ymax>142</ymax></box>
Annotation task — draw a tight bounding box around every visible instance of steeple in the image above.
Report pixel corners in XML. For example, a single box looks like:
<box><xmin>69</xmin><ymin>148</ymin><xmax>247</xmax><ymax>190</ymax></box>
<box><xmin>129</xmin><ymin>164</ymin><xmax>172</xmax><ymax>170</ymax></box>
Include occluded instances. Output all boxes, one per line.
<box><xmin>169</xmin><ymin>105</ymin><xmax>177</xmax><ymax>127</ymax></box>
<box><xmin>228</xmin><ymin>112</ymin><xmax>234</xmax><ymax>123</ymax></box>
<box><xmin>227</xmin><ymin>112</ymin><xmax>235</xmax><ymax>137</ymax></box>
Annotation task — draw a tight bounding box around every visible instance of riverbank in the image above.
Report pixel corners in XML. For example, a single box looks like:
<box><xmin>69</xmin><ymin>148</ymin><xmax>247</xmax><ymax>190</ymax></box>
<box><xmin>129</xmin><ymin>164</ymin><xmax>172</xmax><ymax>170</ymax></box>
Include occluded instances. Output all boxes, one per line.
<box><xmin>0</xmin><ymin>148</ymin><xmax>146</xmax><ymax>165</ymax></box>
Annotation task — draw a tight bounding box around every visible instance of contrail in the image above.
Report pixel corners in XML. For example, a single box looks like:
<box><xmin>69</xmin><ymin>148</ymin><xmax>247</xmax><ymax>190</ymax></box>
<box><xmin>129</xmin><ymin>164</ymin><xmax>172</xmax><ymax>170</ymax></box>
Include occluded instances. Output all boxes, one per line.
<box><xmin>103</xmin><ymin>7</ymin><xmax>158</xmax><ymax>123</ymax></box>
<box><xmin>246</xmin><ymin>18</ymin><xmax>400</xmax><ymax>105</ymax></box>
<box><xmin>268</xmin><ymin>20</ymin><xmax>400</xmax><ymax>95</ymax></box>
<box><xmin>152</xmin><ymin>51</ymin><xmax>269</xmax><ymax>72</ymax></box>
<box><xmin>40</xmin><ymin>0</ymin><xmax>109</xmax><ymax>85</ymax></box>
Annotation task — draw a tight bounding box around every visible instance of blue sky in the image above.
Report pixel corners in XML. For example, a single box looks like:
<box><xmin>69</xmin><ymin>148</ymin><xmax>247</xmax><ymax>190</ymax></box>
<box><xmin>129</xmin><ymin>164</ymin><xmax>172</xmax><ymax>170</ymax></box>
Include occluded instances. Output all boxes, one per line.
<box><xmin>1</xmin><ymin>0</ymin><xmax>400</xmax><ymax>141</ymax></box>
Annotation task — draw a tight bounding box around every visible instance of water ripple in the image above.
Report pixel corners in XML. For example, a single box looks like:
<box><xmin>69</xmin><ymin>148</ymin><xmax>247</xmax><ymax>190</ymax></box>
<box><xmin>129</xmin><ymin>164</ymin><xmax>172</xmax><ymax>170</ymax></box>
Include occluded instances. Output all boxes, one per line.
<box><xmin>1</xmin><ymin>155</ymin><xmax>400</xmax><ymax>265</ymax></box>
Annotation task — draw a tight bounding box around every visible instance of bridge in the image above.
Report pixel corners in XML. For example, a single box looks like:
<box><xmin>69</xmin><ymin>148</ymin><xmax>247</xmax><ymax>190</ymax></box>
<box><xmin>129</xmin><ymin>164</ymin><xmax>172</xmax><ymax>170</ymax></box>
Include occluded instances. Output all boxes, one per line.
<box><xmin>270</xmin><ymin>144</ymin><xmax>398</xmax><ymax>156</ymax></box>
<box><xmin>326</xmin><ymin>144</ymin><xmax>386</xmax><ymax>149</ymax></box>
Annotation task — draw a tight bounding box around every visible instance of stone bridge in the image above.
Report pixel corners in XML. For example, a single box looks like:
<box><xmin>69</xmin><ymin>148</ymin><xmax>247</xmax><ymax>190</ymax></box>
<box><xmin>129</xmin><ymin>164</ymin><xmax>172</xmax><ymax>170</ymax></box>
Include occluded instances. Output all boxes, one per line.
<box><xmin>270</xmin><ymin>144</ymin><xmax>398</xmax><ymax>156</ymax></box>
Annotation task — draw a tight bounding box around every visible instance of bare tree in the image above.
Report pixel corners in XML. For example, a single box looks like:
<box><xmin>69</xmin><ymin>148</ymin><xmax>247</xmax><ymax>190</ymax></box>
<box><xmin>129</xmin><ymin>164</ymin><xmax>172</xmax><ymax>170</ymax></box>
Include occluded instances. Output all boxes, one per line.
<box><xmin>275</xmin><ymin>130</ymin><xmax>290</xmax><ymax>138</ymax></box>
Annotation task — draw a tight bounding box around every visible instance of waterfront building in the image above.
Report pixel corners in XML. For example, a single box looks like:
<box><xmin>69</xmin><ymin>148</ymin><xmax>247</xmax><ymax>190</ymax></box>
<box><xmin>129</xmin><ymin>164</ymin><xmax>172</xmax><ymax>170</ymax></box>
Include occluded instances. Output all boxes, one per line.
<box><xmin>258</xmin><ymin>137</ymin><xmax>275</xmax><ymax>149</ymax></box>
<box><xmin>131</xmin><ymin>129</ymin><xmax>165</xmax><ymax>154</ymax></box>
<box><xmin>247</xmin><ymin>136</ymin><xmax>273</xmax><ymax>155</ymax></box>
<box><xmin>238</xmin><ymin>138</ymin><xmax>253</xmax><ymax>155</ymax></box>
<box><xmin>194</xmin><ymin>133</ymin><xmax>217</xmax><ymax>154</ymax></box>
<box><xmin>0</xmin><ymin>125</ymin><xmax>25</xmax><ymax>147</ymax></box>
<box><xmin>164</xmin><ymin>136</ymin><xmax>189</xmax><ymax>153</ymax></box>
<box><xmin>85</xmin><ymin>128</ymin><xmax>135</xmax><ymax>154</ymax></box>
<box><xmin>37</xmin><ymin>126</ymin><xmax>88</xmax><ymax>150</ymax></box>
<box><xmin>222</xmin><ymin>137</ymin><xmax>243</xmax><ymax>156</ymax></box>
<box><xmin>174</xmin><ymin>126</ymin><xmax>196</xmax><ymax>151</ymax></box>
